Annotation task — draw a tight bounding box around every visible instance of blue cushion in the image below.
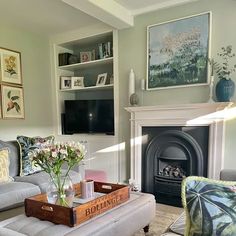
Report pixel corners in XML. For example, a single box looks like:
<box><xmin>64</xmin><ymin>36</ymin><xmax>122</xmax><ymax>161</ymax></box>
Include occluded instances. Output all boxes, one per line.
<box><xmin>16</xmin><ymin>135</ymin><xmax>54</xmax><ymax>176</ymax></box>
<box><xmin>182</xmin><ymin>176</ymin><xmax>236</xmax><ymax>236</ymax></box>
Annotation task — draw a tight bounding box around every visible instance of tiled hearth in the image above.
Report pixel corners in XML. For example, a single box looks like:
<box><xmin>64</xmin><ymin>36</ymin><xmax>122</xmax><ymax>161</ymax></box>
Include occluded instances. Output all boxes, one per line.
<box><xmin>126</xmin><ymin>102</ymin><xmax>234</xmax><ymax>191</ymax></box>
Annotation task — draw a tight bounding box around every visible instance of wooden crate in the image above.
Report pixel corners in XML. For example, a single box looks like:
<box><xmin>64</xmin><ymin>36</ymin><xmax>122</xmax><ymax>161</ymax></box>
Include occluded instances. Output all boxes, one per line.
<box><xmin>25</xmin><ymin>181</ymin><xmax>130</xmax><ymax>227</ymax></box>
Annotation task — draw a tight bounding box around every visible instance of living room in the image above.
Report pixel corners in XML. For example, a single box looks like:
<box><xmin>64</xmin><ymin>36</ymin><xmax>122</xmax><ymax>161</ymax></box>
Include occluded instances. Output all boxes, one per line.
<box><xmin>0</xmin><ymin>0</ymin><xmax>236</xmax><ymax>235</ymax></box>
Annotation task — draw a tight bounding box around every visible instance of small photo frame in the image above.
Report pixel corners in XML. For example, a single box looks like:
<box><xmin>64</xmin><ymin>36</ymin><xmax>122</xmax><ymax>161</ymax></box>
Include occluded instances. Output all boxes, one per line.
<box><xmin>71</xmin><ymin>76</ymin><xmax>84</xmax><ymax>89</ymax></box>
<box><xmin>60</xmin><ymin>76</ymin><xmax>71</xmax><ymax>89</ymax></box>
<box><xmin>0</xmin><ymin>47</ymin><xmax>22</xmax><ymax>85</ymax></box>
<box><xmin>80</xmin><ymin>51</ymin><xmax>92</xmax><ymax>63</ymax></box>
<box><xmin>1</xmin><ymin>85</ymin><xmax>24</xmax><ymax>119</ymax></box>
<box><xmin>96</xmin><ymin>73</ymin><xmax>107</xmax><ymax>86</ymax></box>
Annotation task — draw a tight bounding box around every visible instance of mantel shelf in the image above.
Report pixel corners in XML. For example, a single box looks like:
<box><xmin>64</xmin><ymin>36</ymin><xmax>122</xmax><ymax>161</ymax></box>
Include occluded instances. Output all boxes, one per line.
<box><xmin>60</xmin><ymin>84</ymin><xmax>113</xmax><ymax>92</ymax></box>
<box><xmin>58</xmin><ymin>57</ymin><xmax>113</xmax><ymax>71</ymax></box>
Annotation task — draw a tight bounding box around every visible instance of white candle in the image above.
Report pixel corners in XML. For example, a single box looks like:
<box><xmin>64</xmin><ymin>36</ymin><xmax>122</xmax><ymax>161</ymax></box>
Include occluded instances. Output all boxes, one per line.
<box><xmin>129</xmin><ymin>69</ymin><xmax>135</xmax><ymax>99</ymax></box>
<box><xmin>141</xmin><ymin>79</ymin><xmax>145</xmax><ymax>90</ymax></box>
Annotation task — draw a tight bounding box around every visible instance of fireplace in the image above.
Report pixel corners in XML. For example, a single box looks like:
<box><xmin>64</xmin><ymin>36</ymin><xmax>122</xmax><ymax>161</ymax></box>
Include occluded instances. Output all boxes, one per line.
<box><xmin>142</xmin><ymin>126</ymin><xmax>209</xmax><ymax>206</ymax></box>
<box><xmin>125</xmin><ymin>102</ymin><xmax>233</xmax><ymax>202</ymax></box>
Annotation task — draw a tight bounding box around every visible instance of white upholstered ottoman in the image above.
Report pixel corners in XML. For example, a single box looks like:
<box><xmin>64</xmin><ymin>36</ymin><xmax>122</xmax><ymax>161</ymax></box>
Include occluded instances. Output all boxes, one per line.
<box><xmin>0</xmin><ymin>192</ymin><xmax>155</xmax><ymax>236</ymax></box>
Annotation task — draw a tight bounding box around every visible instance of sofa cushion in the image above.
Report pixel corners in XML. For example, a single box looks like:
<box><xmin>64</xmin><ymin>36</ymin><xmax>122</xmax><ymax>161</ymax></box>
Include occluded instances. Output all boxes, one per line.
<box><xmin>182</xmin><ymin>176</ymin><xmax>236</xmax><ymax>236</ymax></box>
<box><xmin>0</xmin><ymin>140</ymin><xmax>20</xmax><ymax>177</ymax></box>
<box><xmin>14</xmin><ymin>169</ymin><xmax>81</xmax><ymax>193</ymax></box>
<box><xmin>16</xmin><ymin>135</ymin><xmax>54</xmax><ymax>176</ymax></box>
<box><xmin>0</xmin><ymin>148</ymin><xmax>12</xmax><ymax>183</ymax></box>
<box><xmin>0</xmin><ymin>182</ymin><xmax>41</xmax><ymax>211</ymax></box>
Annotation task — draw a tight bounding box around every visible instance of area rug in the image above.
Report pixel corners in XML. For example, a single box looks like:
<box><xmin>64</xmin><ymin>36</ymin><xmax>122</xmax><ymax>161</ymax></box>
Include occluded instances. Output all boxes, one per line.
<box><xmin>134</xmin><ymin>203</ymin><xmax>183</xmax><ymax>236</ymax></box>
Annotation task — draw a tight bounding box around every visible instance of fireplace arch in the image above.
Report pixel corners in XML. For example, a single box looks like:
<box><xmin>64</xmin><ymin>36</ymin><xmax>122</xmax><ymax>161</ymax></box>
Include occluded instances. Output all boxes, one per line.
<box><xmin>142</xmin><ymin>128</ymin><xmax>207</xmax><ymax>206</ymax></box>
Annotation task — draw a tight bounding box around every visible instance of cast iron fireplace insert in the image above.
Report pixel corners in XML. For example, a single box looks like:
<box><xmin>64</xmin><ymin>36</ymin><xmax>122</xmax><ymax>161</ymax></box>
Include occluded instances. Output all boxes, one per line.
<box><xmin>142</xmin><ymin>126</ymin><xmax>209</xmax><ymax>207</ymax></box>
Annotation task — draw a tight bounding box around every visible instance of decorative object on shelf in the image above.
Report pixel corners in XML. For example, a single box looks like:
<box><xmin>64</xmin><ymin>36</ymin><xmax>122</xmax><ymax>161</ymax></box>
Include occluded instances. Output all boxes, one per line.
<box><xmin>33</xmin><ymin>142</ymin><xmax>86</xmax><ymax>207</ymax></box>
<box><xmin>212</xmin><ymin>45</ymin><xmax>236</xmax><ymax>102</ymax></box>
<box><xmin>80</xmin><ymin>51</ymin><xmax>92</xmax><ymax>63</ymax></box>
<box><xmin>141</xmin><ymin>79</ymin><xmax>145</xmax><ymax>90</ymax></box>
<box><xmin>1</xmin><ymin>84</ymin><xmax>24</xmax><ymax>119</ymax></box>
<box><xmin>98</xmin><ymin>42</ymin><xmax>112</xmax><ymax>59</ymax></box>
<box><xmin>96</xmin><ymin>73</ymin><xmax>107</xmax><ymax>86</ymax></box>
<box><xmin>129</xmin><ymin>69</ymin><xmax>138</xmax><ymax>106</ymax></box>
<box><xmin>91</xmin><ymin>49</ymin><xmax>96</xmax><ymax>60</ymax></box>
<box><xmin>207</xmin><ymin>75</ymin><xmax>215</xmax><ymax>103</ymax></box>
<box><xmin>58</xmin><ymin>52</ymin><xmax>72</xmax><ymax>66</ymax></box>
<box><xmin>109</xmin><ymin>74</ymin><xmax>114</xmax><ymax>84</ymax></box>
<box><xmin>0</xmin><ymin>47</ymin><xmax>22</xmax><ymax>85</ymax></box>
<box><xmin>71</xmin><ymin>76</ymin><xmax>84</xmax><ymax>89</ymax></box>
<box><xmin>68</xmin><ymin>54</ymin><xmax>79</xmax><ymax>65</ymax></box>
<box><xmin>60</xmin><ymin>76</ymin><xmax>71</xmax><ymax>89</ymax></box>
<box><xmin>147</xmin><ymin>12</ymin><xmax>211</xmax><ymax>90</ymax></box>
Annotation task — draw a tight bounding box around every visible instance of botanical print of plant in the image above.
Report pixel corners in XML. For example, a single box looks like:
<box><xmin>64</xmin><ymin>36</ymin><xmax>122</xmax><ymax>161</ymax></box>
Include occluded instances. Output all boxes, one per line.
<box><xmin>6</xmin><ymin>90</ymin><xmax>21</xmax><ymax>113</ymax></box>
<box><xmin>4</xmin><ymin>55</ymin><xmax>17</xmax><ymax>76</ymax></box>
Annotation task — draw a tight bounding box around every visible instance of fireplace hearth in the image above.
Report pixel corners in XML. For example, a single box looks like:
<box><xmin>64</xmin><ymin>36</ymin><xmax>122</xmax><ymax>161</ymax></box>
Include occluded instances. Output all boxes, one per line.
<box><xmin>142</xmin><ymin>127</ymin><xmax>208</xmax><ymax>206</ymax></box>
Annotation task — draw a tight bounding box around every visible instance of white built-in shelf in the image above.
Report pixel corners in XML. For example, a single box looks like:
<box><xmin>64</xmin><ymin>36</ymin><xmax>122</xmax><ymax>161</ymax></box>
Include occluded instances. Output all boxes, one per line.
<box><xmin>58</xmin><ymin>57</ymin><xmax>113</xmax><ymax>71</ymax></box>
<box><xmin>60</xmin><ymin>84</ymin><xmax>113</xmax><ymax>92</ymax></box>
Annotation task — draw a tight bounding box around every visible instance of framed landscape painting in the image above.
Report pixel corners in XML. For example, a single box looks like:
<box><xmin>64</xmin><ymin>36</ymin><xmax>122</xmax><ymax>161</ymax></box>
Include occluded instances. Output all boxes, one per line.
<box><xmin>0</xmin><ymin>48</ymin><xmax>22</xmax><ymax>85</ymax></box>
<box><xmin>147</xmin><ymin>12</ymin><xmax>211</xmax><ymax>90</ymax></box>
<box><xmin>1</xmin><ymin>85</ymin><xmax>24</xmax><ymax>119</ymax></box>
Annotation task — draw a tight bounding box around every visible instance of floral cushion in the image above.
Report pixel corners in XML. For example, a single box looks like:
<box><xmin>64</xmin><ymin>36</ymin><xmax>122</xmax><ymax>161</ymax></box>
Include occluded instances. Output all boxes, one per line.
<box><xmin>0</xmin><ymin>148</ymin><xmax>12</xmax><ymax>183</ymax></box>
<box><xmin>182</xmin><ymin>176</ymin><xmax>236</xmax><ymax>236</ymax></box>
<box><xmin>16</xmin><ymin>135</ymin><xmax>54</xmax><ymax>176</ymax></box>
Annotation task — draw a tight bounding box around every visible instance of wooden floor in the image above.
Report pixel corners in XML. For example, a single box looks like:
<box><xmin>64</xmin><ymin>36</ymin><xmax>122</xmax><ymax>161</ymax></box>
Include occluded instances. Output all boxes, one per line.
<box><xmin>134</xmin><ymin>203</ymin><xmax>183</xmax><ymax>236</ymax></box>
<box><xmin>157</xmin><ymin>203</ymin><xmax>183</xmax><ymax>215</ymax></box>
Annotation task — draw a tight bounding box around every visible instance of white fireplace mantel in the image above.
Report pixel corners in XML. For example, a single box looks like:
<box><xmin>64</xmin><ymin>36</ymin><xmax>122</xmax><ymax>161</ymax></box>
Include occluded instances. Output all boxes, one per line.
<box><xmin>125</xmin><ymin>102</ymin><xmax>235</xmax><ymax>190</ymax></box>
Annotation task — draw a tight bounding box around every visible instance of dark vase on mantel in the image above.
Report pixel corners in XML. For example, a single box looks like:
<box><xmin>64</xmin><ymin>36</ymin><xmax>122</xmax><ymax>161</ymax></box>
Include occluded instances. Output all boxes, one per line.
<box><xmin>215</xmin><ymin>78</ymin><xmax>235</xmax><ymax>102</ymax></box>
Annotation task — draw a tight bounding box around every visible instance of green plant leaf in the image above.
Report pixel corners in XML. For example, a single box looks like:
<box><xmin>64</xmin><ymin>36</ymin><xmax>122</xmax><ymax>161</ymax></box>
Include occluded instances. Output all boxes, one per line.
<box><xmin>11</xmin><ymin>96</ymin><xmax>19</xmax><ymax>101</ymax></box>
<box><xmin>13</xmin><ymin>102</ymin><xmax>20</xmax><ymax>113</ymax></box>
<box><xmin>7</xmin><ymin>91</ymin><xmax>11</xmax><ymax>99</ymax></box>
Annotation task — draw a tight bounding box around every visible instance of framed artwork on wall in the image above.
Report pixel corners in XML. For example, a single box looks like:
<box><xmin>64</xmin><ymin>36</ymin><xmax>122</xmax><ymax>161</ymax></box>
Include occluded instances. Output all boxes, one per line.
<box><xmin>147</xmin><ymin>12</ymin><xmax>211</xmax><ymax>90</ymax></box>
<box><xmin>0</xmin><ymin>47</ymin><xmax>22</xmax><ymax>85</ymax></box>
<box><xmin>1</xmin><ymin>85</ymin><xmax>24</xmax><ymax>119</ymax></box>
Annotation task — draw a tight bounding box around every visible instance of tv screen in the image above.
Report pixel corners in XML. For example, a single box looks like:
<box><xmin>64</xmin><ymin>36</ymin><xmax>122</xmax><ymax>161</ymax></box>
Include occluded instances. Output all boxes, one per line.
<box><xmin>64</xmin><ymin>100</ymin><xmax>114</xmax><ymax>134</ymax></box>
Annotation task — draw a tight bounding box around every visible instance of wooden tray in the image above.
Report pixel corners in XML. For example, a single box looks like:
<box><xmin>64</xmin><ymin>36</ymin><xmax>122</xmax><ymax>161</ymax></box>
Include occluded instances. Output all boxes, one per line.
<box><xmin>25</xmin><ymin>181</ymin><xmax>130</xmax><ymax>227</ymax></box>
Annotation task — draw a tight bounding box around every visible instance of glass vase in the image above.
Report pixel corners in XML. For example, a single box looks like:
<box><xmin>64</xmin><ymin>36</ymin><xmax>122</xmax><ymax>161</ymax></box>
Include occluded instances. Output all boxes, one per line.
<box><xmin>47</xmin><ymin>174</ymin><xmax>74</xmax><ymax>207</ymax></box>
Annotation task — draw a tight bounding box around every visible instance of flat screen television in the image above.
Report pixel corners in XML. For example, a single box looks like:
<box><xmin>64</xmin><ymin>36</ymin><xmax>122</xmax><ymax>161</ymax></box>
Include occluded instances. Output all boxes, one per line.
<box><xmin>64</xmin><ymin>99</ymin><xmax>114</xmax><ymax>134</ymax></box>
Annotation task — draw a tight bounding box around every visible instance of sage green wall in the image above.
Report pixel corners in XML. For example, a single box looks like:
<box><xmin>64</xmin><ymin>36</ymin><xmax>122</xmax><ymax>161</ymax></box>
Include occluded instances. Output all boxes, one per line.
<box><xmin>118</xmin><ymin>0</ymin><xmax>236</xmax><ymax>182</ymax></box>
<box><xmin>0</xmin><ymin>24</ymin><xmax>53</xmax><ymax>140</ymax></box>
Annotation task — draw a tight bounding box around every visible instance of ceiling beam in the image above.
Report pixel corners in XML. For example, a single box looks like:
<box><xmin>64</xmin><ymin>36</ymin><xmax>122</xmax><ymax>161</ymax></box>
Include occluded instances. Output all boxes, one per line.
<box><xmin>62</xmin><ymin>0</ymin><xmax>134</xmax><ymax>29</ymax></box>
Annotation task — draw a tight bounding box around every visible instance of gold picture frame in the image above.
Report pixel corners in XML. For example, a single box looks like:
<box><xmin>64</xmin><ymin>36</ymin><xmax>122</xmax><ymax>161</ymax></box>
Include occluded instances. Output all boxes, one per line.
<box><xmin>0</xmin><ymin>47</ymin><xmax>22</xmax><ymax>85</ymax></box>
<box><xmin>1</xmin><ymin>84</ymin><xmax>24</xmax><ymax>119</ymax></box>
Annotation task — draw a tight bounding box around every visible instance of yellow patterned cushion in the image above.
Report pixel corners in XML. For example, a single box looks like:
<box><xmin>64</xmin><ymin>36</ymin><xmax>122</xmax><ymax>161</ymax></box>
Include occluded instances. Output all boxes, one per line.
<box><xmin>0</xmin><ymin>148</ymin><xmax>10</xmax><ymax>183</ymax></box>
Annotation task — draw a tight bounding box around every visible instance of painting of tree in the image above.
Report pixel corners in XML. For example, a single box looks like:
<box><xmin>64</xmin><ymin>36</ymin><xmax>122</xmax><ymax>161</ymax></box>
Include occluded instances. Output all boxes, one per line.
<box><xmin>147</xmin><ymin>12</ymin><xmax>211</xmax><ymax>90</ymax></box>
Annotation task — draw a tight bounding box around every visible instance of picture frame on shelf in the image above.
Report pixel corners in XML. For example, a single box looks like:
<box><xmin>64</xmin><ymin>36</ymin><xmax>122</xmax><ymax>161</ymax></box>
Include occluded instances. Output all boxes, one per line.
<box><xmin>71</xmin><ymin>77</ymin><xmax>84</xmax><ymax>89</ymax></box>
<box><xmin>1</xmin><ymin>84</ymin><xmax>24</xmax><ymax>119</ymax></box>
<box><xmin>0</xmin><ymin>47</ymin><xmax>22</xmax><ymax>85</ymax></box>
<box><xmin>98</xmin><ymin>42</ymin><xmax>112</xmax><ymax>59</ymax></box>
<box><xmin>96</xmin><ymin>73</ymin><xmax>107</xmax><ymax>86</ymax></box>
<box><xmin>80</xmin><ymin>51</ymin><xmax>92</xmax><ymax>63</ymax></box>
<box><xmin>147</xmin><ymin>12</ymin><xmax>211</xmax><ymax>90</ymax></box>
<box><xmin>60</xmin><ymin>76</ymin><xmax>71</xmax><ymax>89</ymax></box>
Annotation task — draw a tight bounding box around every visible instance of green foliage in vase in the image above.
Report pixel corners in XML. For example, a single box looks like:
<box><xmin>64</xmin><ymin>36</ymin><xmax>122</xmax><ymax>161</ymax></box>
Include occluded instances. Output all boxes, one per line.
<box><xmin>33</xmin><ymin>142</ymin><xmax>86</xmax><ymax>206</ymax></box>
<box><xmin>209</xmin><ymin>45</ymin><xmax>236</xmax><ymax>79</ymax></box>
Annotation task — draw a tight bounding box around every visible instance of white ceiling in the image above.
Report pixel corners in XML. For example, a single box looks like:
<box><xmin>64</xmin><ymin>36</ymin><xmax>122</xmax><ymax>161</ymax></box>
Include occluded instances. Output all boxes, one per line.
<box><xmin>0</xmin><ymin>0</ymin><xmax>198</xmax><ymax>36</ymax></box>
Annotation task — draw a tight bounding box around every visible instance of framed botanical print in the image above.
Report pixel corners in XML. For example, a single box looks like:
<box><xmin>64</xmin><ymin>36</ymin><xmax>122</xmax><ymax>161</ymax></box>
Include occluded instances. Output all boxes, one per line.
<box><xmin>147</xmin><ymin>12</ymin><xmax>211</xmax><ymax>90</ymax></box>
<box><xmin>0</xmin><ymin>47</ymin><xmax>22</xmax><ymax>85</ymax></box>
<box><xmin>1</xmin><ymin>85</ymin><xmax>24</xmax><ymax>119</ymax></box>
